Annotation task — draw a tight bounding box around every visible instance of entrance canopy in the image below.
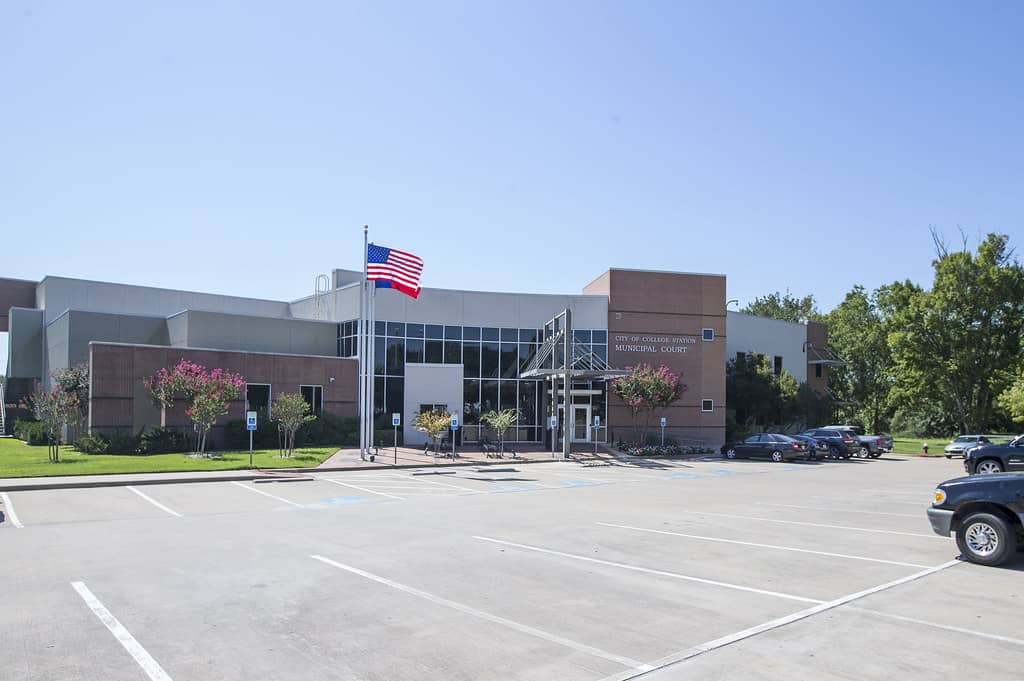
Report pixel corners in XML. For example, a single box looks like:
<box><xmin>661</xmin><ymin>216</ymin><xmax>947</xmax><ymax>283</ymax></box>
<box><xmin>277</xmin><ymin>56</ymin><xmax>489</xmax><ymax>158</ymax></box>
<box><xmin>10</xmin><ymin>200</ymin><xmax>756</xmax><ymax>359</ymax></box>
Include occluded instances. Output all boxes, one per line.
<box><xmin>520</xmin><ymin>314</ymin><xmax>628</xmax><ymax>380</ymax></box>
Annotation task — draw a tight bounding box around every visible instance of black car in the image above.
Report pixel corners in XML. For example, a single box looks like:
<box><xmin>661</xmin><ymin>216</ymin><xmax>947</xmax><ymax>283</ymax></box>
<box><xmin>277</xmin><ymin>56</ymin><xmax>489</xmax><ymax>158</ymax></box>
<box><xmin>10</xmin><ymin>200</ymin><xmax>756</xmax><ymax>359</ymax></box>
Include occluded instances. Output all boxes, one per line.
<box><xmin>964</xmin><ymin>434</ymin><xmax>1024</xmax><ymax>475</ymax></box>
<box><xmin>800</xmin><ymin>428</ymin><xmax>858</xmax><ymax>459</ymax></box>
<box><xmin>790</xmin><ymin>434</ymin><xmax>823</xmax><ymax>460</ymax></box>
<box><xmin>721</xmin><ymin>434</ymin><xmax>808</xmax><ymax>462</ymax></box>
<box><xmin>928</xmin><ymin>472</ymin><xmax>1024</xmax><ymax>565</ymax></box>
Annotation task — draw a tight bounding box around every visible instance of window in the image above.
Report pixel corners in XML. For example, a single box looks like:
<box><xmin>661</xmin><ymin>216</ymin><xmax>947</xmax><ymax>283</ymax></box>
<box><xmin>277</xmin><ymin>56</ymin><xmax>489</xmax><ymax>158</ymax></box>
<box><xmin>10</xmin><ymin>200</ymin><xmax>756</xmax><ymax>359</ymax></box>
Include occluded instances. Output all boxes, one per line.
<box><xmin>736</xmin><ymin>351</ymin><xmax>746</xmax><ymax>364</ymax></box>
<box><xmin>815</xmin><ymin>364</ymin><xmax>822</xmax><ymax>378</ymax></box>
<box><xmin>246</xmin><ymin>384</ymin><xmax>271</xmax><ymax>417</ymax></box>
<box><xmin>773</xmin><ymin>356</ymin><xmax>783</xmax><ymax>375</ymax></box>
<box><xmin>300</xmin><ymin>385</ymin><xmax>323</xmax><ymax>416</ymax></box>
<box><xmin>425</xmin><ymin>324</ymin><xmax>444</xmax><ymax>339</ymax></box>
<box><xmin>425</xmin><ymin>340</ymin><xmax>443</xmax><ymax>363</ymax></box>
<box><xmin>444</xmin><ymin>325</ymin><xmax>462</xmax><ymax>340</ymax></box>
<box><xmin>701</xmin><ymin>399</ymin><xmax>714</xmax><ymax>412</ymax></box>
<box><xmin>702</xmin><ymin>328</ymin><xmax>714</xmax><ymax>341</ymax></box>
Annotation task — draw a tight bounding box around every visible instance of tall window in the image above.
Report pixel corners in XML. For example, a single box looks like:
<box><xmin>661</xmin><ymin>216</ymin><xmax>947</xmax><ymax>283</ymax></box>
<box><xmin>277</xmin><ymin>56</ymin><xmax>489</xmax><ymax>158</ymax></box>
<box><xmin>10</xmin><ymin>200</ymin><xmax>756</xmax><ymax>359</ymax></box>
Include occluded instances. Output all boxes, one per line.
<box><xmin>815</xmin><ymin>364</ymin><xmax>822</xmax><ymax>378</ymax></box>
<box><xmin>246</xmin><ymin>384</ymin><xmax>271</xmax><ymax>418</ymax></box>
<box><xmin>300</xmin><ymin>385</ymin><xmax>323</xmax><ymax>416</ymax></box>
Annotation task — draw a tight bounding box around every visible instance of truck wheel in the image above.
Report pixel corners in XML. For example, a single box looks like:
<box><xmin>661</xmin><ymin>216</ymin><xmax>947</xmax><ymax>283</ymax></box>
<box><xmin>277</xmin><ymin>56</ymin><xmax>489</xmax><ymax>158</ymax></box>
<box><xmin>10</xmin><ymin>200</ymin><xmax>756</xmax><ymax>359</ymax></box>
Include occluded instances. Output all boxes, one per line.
<box><xmin>858</xmin><ymin>446</ymin><xmax>869</xmax><ymax>458</ymax></box>
<box><xmin>975</xmin><ymin>460</ymin><xmax>1004</xmax><ymax>475</ymax></box>
<box><xmin>829</xmin><ymin>446</ymin><xmax>840</xmax><ymax>459</ymax></box>
<box><xmin>770</xmin><ymin>450</ymin><xmax>783</xmax><ymax>462</ymax></box>
<box><xmin>955</xmin><ymin>512</ymin><xmax>1015</xmax><ymax>566</ymax></box>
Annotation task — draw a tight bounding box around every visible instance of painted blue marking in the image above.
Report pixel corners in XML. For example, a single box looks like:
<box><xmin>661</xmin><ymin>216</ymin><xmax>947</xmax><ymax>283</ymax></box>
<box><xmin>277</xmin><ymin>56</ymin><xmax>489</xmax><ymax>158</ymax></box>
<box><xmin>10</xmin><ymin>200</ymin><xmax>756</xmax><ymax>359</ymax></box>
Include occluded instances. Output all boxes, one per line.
<box><xmin>495</xmin><ymin>485</ymin><xmax>534</xmax><ymax>493</ymax></box>
<box><xmin>560</xmin><ymin>480</ymin><xmax>601</xmax><ymax>487</ymax></box>
<box><xmin>321</xmin><ymin>496</ymin><xmax>369</xmax><ymax>505</ymax></box>
<box><xmin>709</xmin><ymin>469</ymin><xmax>740</xmax><ymax>476</ymax></box>
<box><xmin>782</xmin><ymin>465</ymin><xmax>803</xmax><ymax>470</ymax></box>
<box><xmin>670</xmin><ymin>472</ymin><xmax>700</xmax><ymax>479</ymax></box>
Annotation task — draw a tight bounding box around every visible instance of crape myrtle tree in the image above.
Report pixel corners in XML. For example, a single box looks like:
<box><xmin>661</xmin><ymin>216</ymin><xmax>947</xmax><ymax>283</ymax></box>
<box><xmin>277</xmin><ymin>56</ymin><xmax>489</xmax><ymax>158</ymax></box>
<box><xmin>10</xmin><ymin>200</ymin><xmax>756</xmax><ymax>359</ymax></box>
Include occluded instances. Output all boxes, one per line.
<box><xmin>21</xmin><ymin>384</ymin><xmax>81</xmax><ymax>462</ymax></box>
<box><xmin>273</xmin><ymin>392</ymin><xmax>316</xmax><ymax>457</ymax></box>
<box><xmin>480</xmin><ymin>408</ymin><xmax>519</xmax><ymax>455</ymax></box>
<box><xmin>144</xmin><ymin>359</ymin><xmax>245</xmax><ymax>456</ymax></box>
<box><xmin>612</xmin><ymin>363</ymin><xmax>687</xmax><ymax>445</ymax></box>
<box><xmin>414</xmin><ymin>408</ymin><xmax>452</xmax><ymax>457</ymax></box>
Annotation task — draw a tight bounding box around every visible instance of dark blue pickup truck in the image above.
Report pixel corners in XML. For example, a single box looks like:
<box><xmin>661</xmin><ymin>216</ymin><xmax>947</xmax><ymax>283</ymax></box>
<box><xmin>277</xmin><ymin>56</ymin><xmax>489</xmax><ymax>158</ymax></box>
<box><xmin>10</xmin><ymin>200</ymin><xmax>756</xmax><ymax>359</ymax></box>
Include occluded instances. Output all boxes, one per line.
<box><xmin>928</xmin><ymin>472</ymin><xmax>1024</xmax><ymax>566</ymax></box>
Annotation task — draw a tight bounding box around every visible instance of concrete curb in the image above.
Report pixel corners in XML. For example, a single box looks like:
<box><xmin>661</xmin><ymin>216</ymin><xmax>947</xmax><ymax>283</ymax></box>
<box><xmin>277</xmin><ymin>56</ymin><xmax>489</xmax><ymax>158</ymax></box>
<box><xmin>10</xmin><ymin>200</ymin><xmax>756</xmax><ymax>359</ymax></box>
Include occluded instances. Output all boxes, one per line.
<box><xmin>0</xmin><ymin>457</ymin><xmax>565</xmax><ymax>493</ymax></box>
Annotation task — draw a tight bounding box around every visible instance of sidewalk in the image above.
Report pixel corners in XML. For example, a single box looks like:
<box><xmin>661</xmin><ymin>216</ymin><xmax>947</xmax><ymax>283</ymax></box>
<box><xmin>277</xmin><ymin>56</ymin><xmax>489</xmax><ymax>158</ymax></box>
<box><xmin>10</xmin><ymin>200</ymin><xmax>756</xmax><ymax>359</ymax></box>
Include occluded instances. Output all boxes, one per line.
<box><xmin>0</xmin><ymin>444</ymin><xmax>620</xmax><ymax>492</ymax></box>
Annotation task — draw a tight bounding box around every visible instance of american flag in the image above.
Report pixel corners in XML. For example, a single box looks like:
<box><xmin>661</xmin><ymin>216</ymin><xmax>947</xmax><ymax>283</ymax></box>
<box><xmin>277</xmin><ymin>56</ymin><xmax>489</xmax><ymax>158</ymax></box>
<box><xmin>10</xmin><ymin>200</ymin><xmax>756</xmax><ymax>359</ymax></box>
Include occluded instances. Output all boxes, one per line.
<box><xmin>366</xmin><ymin>243</ymin><xmax>424</xmax><ymax>299</ymax></box>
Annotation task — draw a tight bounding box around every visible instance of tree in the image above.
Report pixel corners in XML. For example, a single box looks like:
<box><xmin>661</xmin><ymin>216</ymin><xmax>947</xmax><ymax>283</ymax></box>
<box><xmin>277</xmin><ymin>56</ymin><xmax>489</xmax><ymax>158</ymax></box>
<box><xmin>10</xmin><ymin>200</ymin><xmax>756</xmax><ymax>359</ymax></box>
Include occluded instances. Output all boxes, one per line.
<box><xmin>273</xmin><ymin>393</ymin><xmax>316</xmax><ymax>457</ymax></box>
<box><xmin>480</xmin><ymin>408</ymin><xmax>519</xmax><ymax>455</ymax></box>
<box><xmin>21</xmin><ymin>385</ymin><xmax>81</xmax><ymax>462</ymax></box>
<box><xmin>52</xmin><ymin>363</ymin><xmax>90</xmax><ymax>416</ymax></box>
<box><xmin>414</xmin><ymin>408</ymin><xmax>451</xmax><ymax>457</ymax></box>
<box><xmin>144</xmin><ymin>360</ymin><xmax>245</xmax><ymax>456</ymax></box>
<box><xmin>826</xmin><ymin>286</ymin><xmax>893</xmax><ymax>433</ymax></box>
<box><xmin>998</xmin><ymin>369</ymin><xmax>1024</xmax><ymax>425</ymax></box>
<box><xmin>887</xmin><ymin>233</ymin><xmax>1024</xmax><ymax>433</ymax></box>
<box><xmin>741</xmin><ymin>290</ymin><xmax>822</xmax><ymax>323</ymax></box>
<box><xmin>611</xmin><ymin>364</ymin><xmax>687</xmax><ymax>444</ymax></box>
<box><xmin>725</xmin><ymin>354</ymin><xmax>800</xmax><ymax>430</ymax></box>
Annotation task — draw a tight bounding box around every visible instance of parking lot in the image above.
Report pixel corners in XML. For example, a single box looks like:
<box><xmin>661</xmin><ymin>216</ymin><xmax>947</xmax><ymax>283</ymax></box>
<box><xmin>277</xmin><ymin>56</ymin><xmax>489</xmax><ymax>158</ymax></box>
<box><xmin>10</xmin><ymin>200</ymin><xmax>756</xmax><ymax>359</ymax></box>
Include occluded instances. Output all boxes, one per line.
<box><xmin>1</xmin><ymin>455</ymin><xmax>1021</xmax><ymax>680</ymax></box>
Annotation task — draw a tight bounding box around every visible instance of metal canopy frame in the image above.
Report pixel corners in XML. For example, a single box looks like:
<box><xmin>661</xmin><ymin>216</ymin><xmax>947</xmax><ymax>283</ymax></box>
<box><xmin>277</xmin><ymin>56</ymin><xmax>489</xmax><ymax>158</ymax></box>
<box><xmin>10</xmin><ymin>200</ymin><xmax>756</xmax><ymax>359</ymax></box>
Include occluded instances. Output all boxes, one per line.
<box><xmin>520</xmin><ymin>309</ymin><xmax>628</xmax><ymax>459</ymax></box>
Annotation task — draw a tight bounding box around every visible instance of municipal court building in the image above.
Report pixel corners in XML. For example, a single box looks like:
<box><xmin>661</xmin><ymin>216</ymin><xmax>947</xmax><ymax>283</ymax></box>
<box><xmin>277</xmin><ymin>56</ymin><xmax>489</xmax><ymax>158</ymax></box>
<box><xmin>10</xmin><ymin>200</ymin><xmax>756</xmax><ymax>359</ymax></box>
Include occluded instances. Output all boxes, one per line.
<box><xmin>1</xmin><ymin>268</ymin><xmax>836</xmax><ymax>448</ymax></box>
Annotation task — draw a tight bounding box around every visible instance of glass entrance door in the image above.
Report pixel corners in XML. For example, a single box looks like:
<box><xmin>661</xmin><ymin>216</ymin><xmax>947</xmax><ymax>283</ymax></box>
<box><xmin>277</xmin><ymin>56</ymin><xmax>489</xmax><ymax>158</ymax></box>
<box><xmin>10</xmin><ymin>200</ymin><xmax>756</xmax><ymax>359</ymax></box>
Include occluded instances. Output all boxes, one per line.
<box><xmin>571</xmin><ymin>405</ymin><xmax>591</xmax><ymax>442</ymax></box>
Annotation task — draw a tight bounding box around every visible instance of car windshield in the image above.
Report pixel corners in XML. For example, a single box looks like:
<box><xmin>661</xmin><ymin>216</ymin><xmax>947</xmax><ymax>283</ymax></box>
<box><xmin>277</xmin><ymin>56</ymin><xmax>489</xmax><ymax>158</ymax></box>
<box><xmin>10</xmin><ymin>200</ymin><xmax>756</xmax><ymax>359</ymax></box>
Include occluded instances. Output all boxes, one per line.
<box><xmin>954</xmin><ymin>436</ymin><xmax>974</xmax><ymax>442</ymax></box>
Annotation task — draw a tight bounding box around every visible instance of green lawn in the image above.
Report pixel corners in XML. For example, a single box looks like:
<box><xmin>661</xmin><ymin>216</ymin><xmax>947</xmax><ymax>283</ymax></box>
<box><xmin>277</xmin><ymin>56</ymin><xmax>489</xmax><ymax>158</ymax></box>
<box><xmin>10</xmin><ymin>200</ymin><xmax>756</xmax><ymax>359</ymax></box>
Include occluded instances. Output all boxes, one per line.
<box><xmin>0</xmin><ymin>437</ymin><xmax>339</xmax><ymax>478</ymax></box>
<box><xmin>891</xmin><ymin>435</ymin><xmax>1018</xmax><ymax>456</ymax></box>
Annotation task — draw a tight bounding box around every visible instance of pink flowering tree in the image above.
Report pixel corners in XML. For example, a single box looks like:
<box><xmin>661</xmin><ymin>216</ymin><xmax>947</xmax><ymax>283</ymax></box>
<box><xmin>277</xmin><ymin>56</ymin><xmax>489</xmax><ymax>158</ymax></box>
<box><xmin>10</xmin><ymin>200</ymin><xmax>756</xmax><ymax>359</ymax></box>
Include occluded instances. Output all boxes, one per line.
<box><xmin>611</xmin><ymin>363</ymin><xmax>687</xmax><ymax>445</ymax></box>
<box><xmin>144</xmin><ymin>359</ymin><xmax>245</xmax><ymax>456</ymax></box>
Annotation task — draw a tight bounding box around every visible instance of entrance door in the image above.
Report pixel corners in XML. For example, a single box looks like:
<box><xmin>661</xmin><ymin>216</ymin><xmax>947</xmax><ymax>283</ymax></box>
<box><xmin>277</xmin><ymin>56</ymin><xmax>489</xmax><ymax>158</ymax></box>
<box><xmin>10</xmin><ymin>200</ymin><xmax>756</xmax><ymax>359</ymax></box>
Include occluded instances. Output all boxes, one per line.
<box><xmin>571</xmin><ymin>405</ymin><xmax>591</xmax><ymax>443</ymax></box>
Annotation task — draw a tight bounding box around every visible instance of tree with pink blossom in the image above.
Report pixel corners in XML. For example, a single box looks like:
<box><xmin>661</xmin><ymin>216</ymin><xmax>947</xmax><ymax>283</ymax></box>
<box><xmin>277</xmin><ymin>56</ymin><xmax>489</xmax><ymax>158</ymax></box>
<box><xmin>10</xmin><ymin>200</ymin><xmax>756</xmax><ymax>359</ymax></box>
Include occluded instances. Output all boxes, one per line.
<box><xmin>144</xmin><ymin>359</ymin><xmax>245</xmax><ymax>456</ymax></box>
<box><xmin>611</xmin><ymin>363</ymin><xmax>687</xmax><ymax>444</ymax></box>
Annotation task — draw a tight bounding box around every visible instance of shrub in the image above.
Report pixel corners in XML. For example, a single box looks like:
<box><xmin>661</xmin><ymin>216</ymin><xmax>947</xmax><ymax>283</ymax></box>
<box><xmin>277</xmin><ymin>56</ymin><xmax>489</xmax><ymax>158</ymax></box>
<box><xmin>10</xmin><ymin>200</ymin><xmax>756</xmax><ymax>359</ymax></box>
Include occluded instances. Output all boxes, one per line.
<box><xmin>73</xmin><ymin>433</ymin><xmax>110</xmax><ymax>454</ymax></box>
<box><xmin>139</xmin><ymin>427</ymin><xmax>191</xmax><ymax>454</ymax></box>
<box><xmin>224</xmin><ymin>417</ymin><xmax>280</xmax><ymax>450</ymax></box>
<box><xmin>296</xmin><ymin>413</ymin><xmax>358</xmax><ymax>447</ymax></box>
<box><xmin>105</xmin><ymin>430</ymin><xmax>142</xmax><ymax>455</ymax></box>
<box><xmin>13</xmin><ymin>418</ymin><xmax>48</xmax><ymax>445</ymax></box>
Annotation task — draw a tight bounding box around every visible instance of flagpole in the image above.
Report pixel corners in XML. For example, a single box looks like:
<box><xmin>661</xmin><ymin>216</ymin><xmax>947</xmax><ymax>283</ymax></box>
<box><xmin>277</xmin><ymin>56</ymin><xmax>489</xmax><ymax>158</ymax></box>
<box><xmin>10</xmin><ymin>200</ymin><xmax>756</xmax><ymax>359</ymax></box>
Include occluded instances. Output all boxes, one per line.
<box><xmin>359</xmin><ymin>225</ymin><xmax>369</xmax><ymax>460</ymax></box>
<box><xmin>368</xmin><ymin>275</ymin><xmax>377</xmax><ymax>456</ymax></box>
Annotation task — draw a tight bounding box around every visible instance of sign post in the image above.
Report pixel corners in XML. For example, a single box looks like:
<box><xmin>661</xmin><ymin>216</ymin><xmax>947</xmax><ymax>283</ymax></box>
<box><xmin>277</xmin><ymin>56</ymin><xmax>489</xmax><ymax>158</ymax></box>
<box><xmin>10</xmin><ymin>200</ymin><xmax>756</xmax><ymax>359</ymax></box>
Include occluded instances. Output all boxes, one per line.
<box><xmin>550</xmin><ymin>416</ymin><xmax>558</xmax><ymax>458</ymax></box>
<box><xmin>593</xmin><ymin>415</ymin><xmax>601</xmax><ymax>457</ymax></box>
<box><xmin>246</xmin><ymin>411</ymin><xmax>257</xmax><ymax>467</ymax></box>
<box><xmin>450</xmin><ymin>414</ymin><xmax>459</xmax><ymax>459</ymax></box>
<box><xmin>392</xmin><ymin>413</ymin><xmax>401</xmax><ymax>465</ymax></box>
<box><xmin>660</xmin><ymin>416</ymin><xmax>667</xmax><ymax>447</ymax></box>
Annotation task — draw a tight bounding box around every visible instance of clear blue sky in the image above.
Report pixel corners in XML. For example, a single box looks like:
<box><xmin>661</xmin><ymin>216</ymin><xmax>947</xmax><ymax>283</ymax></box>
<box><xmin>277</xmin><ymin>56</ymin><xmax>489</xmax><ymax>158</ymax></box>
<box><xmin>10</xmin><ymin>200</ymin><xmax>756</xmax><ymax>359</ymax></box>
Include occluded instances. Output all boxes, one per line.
<box><xmin>2</xmin><ymin>1</ymin><xmax>1022</xmax><ymax>350</ymax></box>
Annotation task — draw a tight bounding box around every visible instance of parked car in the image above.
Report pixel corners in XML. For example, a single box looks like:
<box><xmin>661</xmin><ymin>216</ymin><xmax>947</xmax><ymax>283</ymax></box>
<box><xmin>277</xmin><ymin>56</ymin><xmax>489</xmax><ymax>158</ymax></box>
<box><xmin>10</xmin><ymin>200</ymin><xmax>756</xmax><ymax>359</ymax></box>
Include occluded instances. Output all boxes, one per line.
<box><xmin>963</xmin><ymin>434</ymin><xmax>1024</xmax><ymax>474</ymax></box>
<box><xmin>790</xmin><ymin>434</ymin><xmax>822</xmax><ymax>460</ymax></box>
<box><xmin>721</xmin><ymin>434</ymin><xmax>808</xmax><ymax>462</ymax></box>
<box><xmin>823</xmin><ymin>424</ymin><xmax>892</xmax><ymax>457</ymax></box>
<box><xmin>945</xmin><ymin>435</ymin><xmax>993</xmax><ymax>459</ymax></box>
<box><xmin>928</xmin><ymin>472</ymin><xmax>1024</xmax><ymax>565</ymax></box>
<box><xmin>800</xmin><ymin>428</ymin><xmax>858</xmax><ymax>459</ymax></box>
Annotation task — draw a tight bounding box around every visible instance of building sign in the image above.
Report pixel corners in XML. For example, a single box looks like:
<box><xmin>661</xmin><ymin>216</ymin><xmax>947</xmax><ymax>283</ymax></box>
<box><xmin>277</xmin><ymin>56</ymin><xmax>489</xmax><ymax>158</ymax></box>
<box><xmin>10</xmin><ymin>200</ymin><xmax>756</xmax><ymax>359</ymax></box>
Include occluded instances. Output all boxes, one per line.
<box><xmin>613</xmin><ymin>335</ymin><xmax>697</xmax><ymax>354</ymax></box>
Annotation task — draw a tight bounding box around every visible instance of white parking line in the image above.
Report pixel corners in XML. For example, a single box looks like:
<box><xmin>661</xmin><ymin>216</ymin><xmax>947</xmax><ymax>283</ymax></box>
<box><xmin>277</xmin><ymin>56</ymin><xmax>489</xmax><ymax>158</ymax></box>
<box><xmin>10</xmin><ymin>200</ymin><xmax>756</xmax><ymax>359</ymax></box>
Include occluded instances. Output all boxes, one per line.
<box><xmin>756</xmin><ymin>502</ymin><xmax>919</xmax><ymax>518</ymax></box>
<box><xmin>813</xmin><ymin>495</ymin><xmax>923</xmax><ymax>507</ymax></box>
<box><xmin>310</xmin><ymin>554</ymin><xmax>653</xmax><ymax>672</ymax></box>
<box><xmin>317</xmin><ymin>477</ymin><xmax>404</xmax><ymax>500</ymax></box>
<box><xmin>1</xmin><ymin>492</ymin><xmax>24</xmax><ymax>528</ymax></box>
<box><xmin>598</xmin><ymin>559</ymin><xmax>962</xmax><ymax>681</ymax></box>
<box><xmin>126</xmin><ymin>487</ymin><xmax>182</xmax><ymax>518</ymax></box>
<box><xmin>473</xmin><ymin>536</ymin><xmax>822</xmax><ymax>604</ymax></box>
<box><xmin>71</xmin><ymin>581</ymin><xmax>174</xmax><ymax>681</ymax></box>
<box><xmin>597</xmin><ymin>522</ymin><xmax>931</xmax><ymax>568</ymax></box>
<box><xmin>682</xmin><ymin>510</ymin><xmax>941</xmax><ymax>538</ymax></box>
<box><xmin>848</xmin><ymin>606</ymin><xmax>1024</xmax><ymax>647</ymax></box>
<box><xmin>375</xmin><ymin>473</ymin><xmax>482</xmax><ymax>493</ymax></box>
<box><xmin>229</xmin><ymin>481</ymin><xmax>304</xmax><ymax>508</ymax></box>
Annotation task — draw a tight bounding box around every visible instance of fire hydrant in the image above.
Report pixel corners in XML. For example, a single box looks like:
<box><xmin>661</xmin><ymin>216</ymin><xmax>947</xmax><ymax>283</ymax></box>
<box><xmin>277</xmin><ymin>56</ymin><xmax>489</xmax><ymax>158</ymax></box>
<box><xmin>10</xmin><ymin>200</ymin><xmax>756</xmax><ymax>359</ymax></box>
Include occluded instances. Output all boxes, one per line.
<box><xmin>922</xmin><ymin>443</ymin><xmax>929</xmax><ymax>455</ymax></box>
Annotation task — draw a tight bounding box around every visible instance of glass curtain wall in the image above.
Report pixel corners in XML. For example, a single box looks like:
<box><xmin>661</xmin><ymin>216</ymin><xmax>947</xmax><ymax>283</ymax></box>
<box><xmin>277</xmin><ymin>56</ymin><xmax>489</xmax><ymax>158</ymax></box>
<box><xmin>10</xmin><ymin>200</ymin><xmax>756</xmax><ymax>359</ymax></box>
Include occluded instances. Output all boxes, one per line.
<box><xmin>339</xmin><ymin>320</ymin><xmax>608</xmax><ymax>443</ymax></box>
